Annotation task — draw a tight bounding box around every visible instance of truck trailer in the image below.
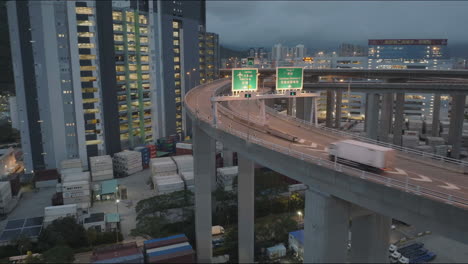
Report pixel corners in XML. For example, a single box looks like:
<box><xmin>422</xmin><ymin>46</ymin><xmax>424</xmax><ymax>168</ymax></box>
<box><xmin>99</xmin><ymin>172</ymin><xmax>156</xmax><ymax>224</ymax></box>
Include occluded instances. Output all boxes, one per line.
<box><xmin>328</xmin><ymin>140</ymin><xmax>395</xmax><ymax>172</ymax></box>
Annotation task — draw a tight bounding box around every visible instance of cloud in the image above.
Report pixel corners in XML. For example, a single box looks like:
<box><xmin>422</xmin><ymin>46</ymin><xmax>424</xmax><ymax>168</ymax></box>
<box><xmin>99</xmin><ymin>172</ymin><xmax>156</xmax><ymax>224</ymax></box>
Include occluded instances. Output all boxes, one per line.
<box><xmin>206</xmin><ymin>1</ymin><xmax>468</xmax><ymax>50</ymax></box>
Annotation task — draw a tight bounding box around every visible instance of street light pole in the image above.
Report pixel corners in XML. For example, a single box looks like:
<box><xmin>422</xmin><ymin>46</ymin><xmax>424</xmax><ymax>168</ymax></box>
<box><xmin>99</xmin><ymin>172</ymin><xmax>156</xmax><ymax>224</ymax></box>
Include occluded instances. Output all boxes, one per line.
<box><xmin>115</xmin><ymin>199</ymin><xmax>120</xmax><ymax>243</ymax></box>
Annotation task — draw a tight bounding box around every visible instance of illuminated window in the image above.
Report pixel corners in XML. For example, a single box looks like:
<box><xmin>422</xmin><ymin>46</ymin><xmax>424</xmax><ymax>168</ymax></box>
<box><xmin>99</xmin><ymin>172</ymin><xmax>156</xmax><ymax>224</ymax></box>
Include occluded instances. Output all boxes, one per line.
<box><xmin>142</xmin><ymin>74</ymin><xmax>150</xmax><ymax>80</ymax></box>
<box><xmin>116</xmin><ymin>66</ymin><xmax>125</xmax><ymax>72</ymax></box>
<box><xmin>174</xmin><ymin>57</ymin><xmax>180</xmax><ymax>63</ymax></box>
<box><xmin>141</xmin><ymin>56</ymin><xmax>149</xmax><ymax>62</ymax></box>
<box><xmin>173</xmin><ymin>31</ymin><xmax>179</xmax><ymax>38</ymax></box>
<box><xmin>174</xmin><ymin>48</ymin><xmax>180</xmax><ymax>54</ymax></box>
<box><xmin>129</xmin><ymin>73</ymin><xmax>138</xmax><ymax>80</ymax></box>
<box><xmin>126</xmin><ymin>12</ymin><xmax>135</xmax><ymax>22</ymax></box>
<box><xmin>140</xmin><ymin>46</ymin><xmax>149</xmax><ymax>53</ymax></box>
<box><xmin>173</xmin><ymin>39</ymin><xmax>179</xmax><ymax>46</ymax></box>
<box><xmin>115</xmin><ymin>45</ymin><xmax>124</xmax><ymax>51</ymax></box>
<box><xmin>80</xmin><ymin>66</ymin><xmax>97</xmax><ymax>71</ymax></box>
<box><xmin>77</xmin><ymin>20</ymin><xmax>94</xmax><ymax>26</ymax></box>
<box><xmin>140</xmin><ymin>37</ymin><xmax>148</xmax><ymax>43</ymax></box>
<box><xmin>113</xmin><ymin>11</ymin><xmax>122</xmax><ymax>21</ymax></box>
<box><xmin>141</xmin><ymin>65</ymin><xmax>150</xmax><ymax>71</ymax></box>
<box><xmin>140</xmin><ymin>27</ymin><xmax>148</xmax><ymax>35</ymax></box>
<box><xmin>81</xmin><ymin>76</ymin><xmax>97</xmax><ymax>82</ymax></box>
<box><xmin>127</xmin><ymin>35</ymin><xmax>135</xmax><ymax>42</ymax></box>
<box><xmin>78</xmin><ymin>32</ymin><xmax>94</xmax><ymax>38</ymax></box>
<box><xmin>174</xmin><ymin>65</ymin><xmax>180</xmax><ymax>71</ymax></box>
<box><xmin>172</xmin><ymin>21</ymin><xmax>180</xmax><ymax>29</ymax></box>
<box><xmin>78</xmin><ymin>43</ymin><xmax>95</xmax><ymax>49</ymax></box>
<box><xmin>76</xmin><ymin>7</ymin><xmax>93</xmax><ymax>15</ymax></box>
<box><xmin>174</xmin><ymin>73</ymin><xmax>180</xmax><ymax>79</ymax></box>
<box><xmin>114</xmin><ymin>34</ymin><xmax>123</xmax><ymax>42</ymax></box>
<box><xmin>139</xmin><ymin>15</ymin><xmax>148</xmax><ymax>24</ymax></box>
<box><xmin>129</xmin><ymin>65</ymin><xmax>137</xmax><ymax>71</ymax></box>
<box><xmin>113</xmin><ymin>24</ymin><xmax>123</xmax><ymax>32</ymax></box>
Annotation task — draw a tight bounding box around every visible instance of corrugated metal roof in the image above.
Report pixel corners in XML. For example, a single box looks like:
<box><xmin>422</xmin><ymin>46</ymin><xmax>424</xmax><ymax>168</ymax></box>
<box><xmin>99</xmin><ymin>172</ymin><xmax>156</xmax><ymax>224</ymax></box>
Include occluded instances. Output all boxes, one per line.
<box><xmin>289</xmin><ymin>229</ymin><xmax>304</xmax><ymax>245</ymax></box>
<box><xmin>147</xmin><ymin>244</ymin><xmax>193</xmax><ymax>258</ymax></box>
<box><xmin>100</xmin><ymin>179</ymin><xmax>118</xmax><ymax>195</ymax></box>
<box><xmin>105</xmin><ymin>213</ymin><xmax>120</xmax><ymax>223</ymax></box>
<box><xmin>144</xmin><ymin>234</ymin><xmax>186</xmax><ymax>244</ymax></box>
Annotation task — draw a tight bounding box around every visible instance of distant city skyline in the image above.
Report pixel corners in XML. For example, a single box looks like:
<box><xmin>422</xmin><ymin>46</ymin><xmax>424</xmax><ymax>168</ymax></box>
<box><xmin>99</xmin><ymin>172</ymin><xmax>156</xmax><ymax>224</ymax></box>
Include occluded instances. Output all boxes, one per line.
<box><xmin>207</xmin><ymin>1</ymin><xmax>468</xmax><ymax>52</ymax></box>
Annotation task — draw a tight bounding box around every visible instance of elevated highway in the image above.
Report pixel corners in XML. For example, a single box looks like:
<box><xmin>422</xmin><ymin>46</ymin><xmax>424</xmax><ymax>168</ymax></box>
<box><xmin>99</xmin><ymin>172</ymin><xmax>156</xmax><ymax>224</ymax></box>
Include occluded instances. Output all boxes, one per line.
<box><xmin>220</xmin><ymin>68</ymin><xmax>468</xmax><ymax>80</ymax></box>
<box><xmin>185</xmin><ymin>78</ymin><xmax>468</xmax><ymax>263</ymax></box>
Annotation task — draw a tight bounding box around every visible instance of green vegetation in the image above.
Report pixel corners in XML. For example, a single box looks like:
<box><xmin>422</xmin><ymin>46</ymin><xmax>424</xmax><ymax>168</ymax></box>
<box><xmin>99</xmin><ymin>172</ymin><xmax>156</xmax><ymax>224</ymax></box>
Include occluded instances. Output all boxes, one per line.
<box><xmin>132</xmin><ymin>190</ymin><xmax>195</xmax><ymax>243</ymax></box>
<box><xmin>86</xmin><ymin>228</ymin><xmax>123</xmax><ymax>247</ymax></box>
<box><xmin>38</xmin><ymin>217</ymin><xmax>88</xmax><ymax>251</ymax></box>
<box><xmin>41</xmin><ymin>246</ymin><xmax>75</xmax><ymax>264</ymax></box>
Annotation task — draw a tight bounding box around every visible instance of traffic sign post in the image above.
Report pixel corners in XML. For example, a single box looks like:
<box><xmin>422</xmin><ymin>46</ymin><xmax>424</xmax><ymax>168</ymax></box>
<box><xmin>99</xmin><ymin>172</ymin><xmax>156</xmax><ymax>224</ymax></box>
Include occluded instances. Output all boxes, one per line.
<box><xmin>232</xmin><ymin>68</ymin><xmax>258</xmax><ymax>93</ymax></box>
<box><xmin>276</xmin><ymin>67</ymin><xmax>304</xmax><ymax>90</ymax></box>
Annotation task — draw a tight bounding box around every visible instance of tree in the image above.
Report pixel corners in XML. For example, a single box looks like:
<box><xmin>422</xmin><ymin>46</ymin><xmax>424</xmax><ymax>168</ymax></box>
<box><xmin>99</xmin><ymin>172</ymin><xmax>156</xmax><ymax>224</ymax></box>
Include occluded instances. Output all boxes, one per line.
<box><xmin>14</xmin><ymin>235</ymin><xmax>32</xmax><ymax>255</ymax></box>
<box><xmin>38</xmin><ymin>217</ymin><xmax>88</xmax><ymax>251</ymax></box>
<box><xmin>41</xmin><ymin>246</ymin><xmax>74</xmax><ymax>263</ymax></box>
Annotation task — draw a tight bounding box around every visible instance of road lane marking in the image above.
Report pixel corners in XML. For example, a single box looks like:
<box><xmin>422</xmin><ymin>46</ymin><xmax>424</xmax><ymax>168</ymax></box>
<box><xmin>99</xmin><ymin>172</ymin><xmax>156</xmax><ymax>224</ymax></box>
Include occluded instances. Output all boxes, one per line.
<box><xmin>438</xmin><ymin>182</ymin><xmax>460</xmax><ymax>190</ymax></box>
<box><xmin>410</xmin><ymin>174</ymin><xmax>433</xmax><ymax>182</ymax></box>
<box><xmin>386</xmin><ymin>168</ymin><xmax>408</xmax><ymax>176</ymax></box>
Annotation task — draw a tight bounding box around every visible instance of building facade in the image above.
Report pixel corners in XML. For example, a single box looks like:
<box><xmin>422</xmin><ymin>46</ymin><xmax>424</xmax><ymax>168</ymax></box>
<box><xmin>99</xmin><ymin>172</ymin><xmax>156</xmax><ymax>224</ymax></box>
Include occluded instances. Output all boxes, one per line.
<box><xmin>368</xmin><ymin>39</ymin><xmax>453</xmax><ymax>120</ymax></box>
<box><xmin>7</xmin><ymin>0</ymin><xmax>207</xmax><ymax>171</ymax></box>
<box><xmin>199</xmin><ymin>32</ymin><xmax>220</xmax><ymax>84</ymax></box>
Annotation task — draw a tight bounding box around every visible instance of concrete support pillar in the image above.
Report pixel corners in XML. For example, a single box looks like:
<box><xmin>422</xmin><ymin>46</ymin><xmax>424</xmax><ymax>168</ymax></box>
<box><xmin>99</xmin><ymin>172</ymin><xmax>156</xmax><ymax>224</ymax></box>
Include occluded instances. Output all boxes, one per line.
<box><xmin>350</xmin><ymin>213</ymin><xmax>391</xmax><ymax>263</ymax></box>
<box><xmin>193</xmin><ymin>125</ymin><xmax>216</xmax><ymax>263</ymax></box>
<box><xmin>223</xmin><ymin>149</ymin><xmax>234</xmax><ymax>167</ymax></box>
<box><xmin>238</xmin><ymin>154</ymin><xmax>255</xmax><ymax>263</ymax></box>
<box><xmin>296</xmin><ymin>97</ymin><xmax>305</xmax><ymax>120</ymax></box>
<box><xmin>304</xmin><ymin>97</ymin><xmax>313</xmax><ymax>123</ymax></box>
<box><xmin>379</xmin><ymin>93</ymin><xmax>393</xmax><ymax>142</ymax></box>
<box><xmin>304</xmin><ymin>189</ymin><xmax>350</xmax><ymax>263</ymax></box>
<box><xmin>287</xmin><ymin>98</ymin><xmax>294</xmax><ymax>116</ymax></box>
<box><xmin>432</xmin><ymin>94</ymin><xmax>441</xmax><ymax>137</ymax></box>
<box><xmin>326</xmin><ymin>90</ymin><xmax>335</xmax><ymax>128</ymax></box>
<box><xmin>448</xmin><ymin>95</ymin><xmax>466</xmax><ymax>159</ymax></box>
<box><xmin>335</xmin><ymin>91</ymin><xmax>342</xmax><ymax>129</ymax></box>
<box><xmin>365</xmin><ymin>93</ymin><xmax>380</xmax><ymax>140</ymax></box>
<box><xmin>393</xmin><ymin>93</ymin><xmax>405</xmax><ymax>146</ymax></box>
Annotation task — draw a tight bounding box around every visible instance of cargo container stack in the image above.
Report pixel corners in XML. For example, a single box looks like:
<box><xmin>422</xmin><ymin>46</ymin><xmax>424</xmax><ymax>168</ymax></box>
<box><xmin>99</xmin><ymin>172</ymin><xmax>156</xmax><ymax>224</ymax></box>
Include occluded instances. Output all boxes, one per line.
<box><xmin>408</xmin><ymin>120</ymin><xmax>423</xmax><ymax>134</ymax></box>
<box><xmin>175</xmin><ymin>142</ymin><xmax>192</xmax><ymax>156</ymax></box>
<box><xmin>150</xmin><ymin>157</ymin><xmax>184</xmax><ymax>195</ymax></box>
<box><xmin>134</xmin><ymin>146</ymin><xmax>151</xmax><ymax>169</ymax></box>
<box><xmin>113</xmin><ymin>151</ymin><xmax>143</xmax><ymax>177</ymax></box>
<box><xmin>217</xmin><ymin>166</ymin><xmax>238</xmax><ymax>191</ymax></box>
<box><xmin>148</xmin><ymin>144</ymin><xmax>157</xmax><ymax>159</ymax></box>
<box><xmin>143</xmin><ymin>234</ymin><xmax>194</xmax><ymax>263</ymax></box>
<box><xmin>61</xmin><ymin>170</ymin><xmax>91</xmax><ymax>209</ymax></box>
<box><xmin>91</xmin><ymin>242</ymin><xmax>143</xmax><ymax>264</ymax></box>
<box><xmin>43</xmin><ymin>204</ymin><xmax>78</xmax><ymax>226</ymax></box>
<box><xmin>60</xmin><ymin>159</ymin><xmax>83</xmax><ymax>171</ymax></box>
<box><xmin>402</xmin><ymin>135</ymin><xmax>419</xmax><ymax>148</ymax></box>
<box><xmin>89</xmin><ymin>155</ymin><xmax>114</xmax><ymax>182</ymax></box>
<box><xmin>172</xmin><ymin>155</ymin><xmax>194</xmax><ymax>191</ymax></box>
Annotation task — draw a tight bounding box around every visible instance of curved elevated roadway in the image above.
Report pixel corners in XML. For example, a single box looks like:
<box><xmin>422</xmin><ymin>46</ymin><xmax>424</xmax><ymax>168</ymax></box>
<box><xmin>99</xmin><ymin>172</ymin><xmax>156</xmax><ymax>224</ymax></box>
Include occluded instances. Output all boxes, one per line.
<box><xmin>185</xmin><ymin>78</ymin><xmax>468</xmax><ymax>262</ymax></box>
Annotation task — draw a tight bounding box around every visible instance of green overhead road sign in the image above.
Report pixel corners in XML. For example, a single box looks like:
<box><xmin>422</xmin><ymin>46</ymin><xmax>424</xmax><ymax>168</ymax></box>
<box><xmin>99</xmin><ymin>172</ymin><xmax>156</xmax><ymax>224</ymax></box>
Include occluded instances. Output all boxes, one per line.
<box><xmin>232</xmin><ymin>68</ymin><xmax>258</xmax><ymax>92</ymax></box>
<box><xmin>247</xmin><ymin>57</ymin><xmax>255</xmax><ymax>66</ymax></box>
<box><xmin>276</xmin><ymin>67</ymin><xmax>304</xmax><ymax>90</ymax></box>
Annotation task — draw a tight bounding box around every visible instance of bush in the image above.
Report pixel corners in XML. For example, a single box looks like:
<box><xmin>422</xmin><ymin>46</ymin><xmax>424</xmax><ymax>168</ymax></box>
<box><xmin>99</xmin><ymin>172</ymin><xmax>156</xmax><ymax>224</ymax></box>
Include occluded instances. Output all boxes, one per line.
<box><xmin>41</xmin><ymin>246</ymin><xmax>74</xmax><ymax>263</ymax></box>
<box><xmin>38</xmin><ymin>217</ymin><xmax>88</xmax><ymax>251</ymax></box>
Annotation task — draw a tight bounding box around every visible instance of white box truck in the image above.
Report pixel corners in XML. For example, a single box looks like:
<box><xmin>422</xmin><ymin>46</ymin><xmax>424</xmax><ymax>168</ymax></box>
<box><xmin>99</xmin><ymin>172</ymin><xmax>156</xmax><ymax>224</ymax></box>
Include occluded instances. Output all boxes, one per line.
<box><xmin>328</xmin><ymin>140</ymin><xmax>395</xmax><ymax>172</ymax></box>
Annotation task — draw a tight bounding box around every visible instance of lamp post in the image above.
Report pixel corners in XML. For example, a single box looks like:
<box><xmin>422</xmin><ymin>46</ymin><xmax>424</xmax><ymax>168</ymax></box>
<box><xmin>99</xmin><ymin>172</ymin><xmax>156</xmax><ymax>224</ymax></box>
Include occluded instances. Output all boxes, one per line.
<box><xmin>115</xmin><ymin>199</ymin><xmax>120</xmax><ymax>243</ymax></box>
<box><xmin>297</xmin><ymin>211</ymin><xmax>303</xmax><ymax>222</ymax></box>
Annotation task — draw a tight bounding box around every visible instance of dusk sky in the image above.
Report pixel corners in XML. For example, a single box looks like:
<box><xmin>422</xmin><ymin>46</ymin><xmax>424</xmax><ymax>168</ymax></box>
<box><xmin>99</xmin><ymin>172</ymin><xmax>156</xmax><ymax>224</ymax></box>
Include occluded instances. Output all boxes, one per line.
<box><xmin>206</xmin><ymin>1</ymin><xmax>468</xmax><ymax>51</ymax></box>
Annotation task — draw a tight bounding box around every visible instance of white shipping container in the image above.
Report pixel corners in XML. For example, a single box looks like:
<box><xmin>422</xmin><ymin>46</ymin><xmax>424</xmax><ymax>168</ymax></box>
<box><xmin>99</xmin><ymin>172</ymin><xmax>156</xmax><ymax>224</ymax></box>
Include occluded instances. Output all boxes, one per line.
<box><xmin>62</xmin><ymin>189</ymin><xmax>91</xmax><ymax>198</ymax></box>
<box><xmin>62</xmin><ymin>172</ymin><xmax>90</xmax><ymax>183</ymax></box>
<box><xmin>328</xmin><ymin>140</ymin><xmax>395</xmax><ymax>170</ymax></box>
<box><xmin>176</xmin><ymin>142</ymin><xmax>192</xmax><ymax>150</ymax></box>
<box><xmin>44</xmin><ymin>204</ymin><xmax>77</xmax><ymax>217</ymax></box>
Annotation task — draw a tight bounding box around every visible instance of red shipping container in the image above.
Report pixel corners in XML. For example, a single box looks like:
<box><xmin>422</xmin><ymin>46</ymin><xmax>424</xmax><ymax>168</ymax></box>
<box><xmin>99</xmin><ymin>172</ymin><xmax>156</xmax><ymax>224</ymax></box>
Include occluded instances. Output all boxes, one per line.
<box><xmin>147</xmin><ymin>250</ymin><xmax>194</xmax><ymax>263</ymax></box>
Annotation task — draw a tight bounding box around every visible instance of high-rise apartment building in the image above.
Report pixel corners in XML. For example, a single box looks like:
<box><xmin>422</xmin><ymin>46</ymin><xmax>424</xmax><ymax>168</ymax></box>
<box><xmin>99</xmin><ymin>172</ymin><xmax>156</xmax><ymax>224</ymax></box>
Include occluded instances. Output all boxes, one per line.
<box><xmin>7</xmin><ymin>0</ymin><xmax>207</xmax><ymax>172</ymax></box>
<box><xmin>199</xmin><ymin>32</ymin><xmax>220</xmax><ymax>84</ymax></box>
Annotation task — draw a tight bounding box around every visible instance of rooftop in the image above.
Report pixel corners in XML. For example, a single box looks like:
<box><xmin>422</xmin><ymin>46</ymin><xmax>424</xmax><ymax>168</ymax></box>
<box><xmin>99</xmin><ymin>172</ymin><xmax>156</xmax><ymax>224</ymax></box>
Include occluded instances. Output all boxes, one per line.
<box><xmin>290</xmin><ymin>229</ymin><xmax>304</xmax><ymax>245</ymax></box>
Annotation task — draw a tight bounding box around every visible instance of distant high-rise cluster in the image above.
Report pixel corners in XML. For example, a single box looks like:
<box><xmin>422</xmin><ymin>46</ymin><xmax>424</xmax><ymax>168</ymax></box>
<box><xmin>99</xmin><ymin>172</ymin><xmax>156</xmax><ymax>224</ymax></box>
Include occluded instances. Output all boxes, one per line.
<box><xmin>338</xmin><ymin>43</ymin><xmax>367</xmax><ymax>57</ymax></box>
<box><xmin>7</xmin><ymin>0</ymin><xmax>219</xmax><ymax>172</ymax></box>
<box><xmin>271</xmin><ymin>43</ymin><xmax>308</xmax><ymax>62</ymax></box>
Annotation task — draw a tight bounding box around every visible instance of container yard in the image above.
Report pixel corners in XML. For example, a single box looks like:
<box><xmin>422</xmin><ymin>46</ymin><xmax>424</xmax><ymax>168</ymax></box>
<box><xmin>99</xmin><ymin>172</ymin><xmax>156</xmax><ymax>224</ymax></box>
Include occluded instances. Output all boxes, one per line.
<box><xmin>176</xmin><ymin>142</ymin><xmax>192</xmax><ymax>156</ymax></box>
<box><xmin>143</xmin><ymin>234</ymin><xmax>194</xmax><ymax>263</ymax></box>
<box><xmin>134</xmin><ymin>146</ymin><xmax>150</xmax><ymax>169</ymax></box>
<box><xmin>172</xmin><ymin>155</ymin><xmax>194</xmax><ymax>174</ymax></box>
<box><xmin>89</xmin><ymin>155</ymin><xmax>114</xmax><ymax>182</ymax></box>
<box><xmin>62</xmin><ymin>179</ymin><xmax>91</xmax><ymax>209</ymax></box>
<box><xmin>60</xmin><ymin>159</ymin><xmax>82</xmax><ymax>171</ymax></box>
<box><xmin>113</xmin><ymin>151</ymin><xmax>143</xmax><ymax>177</ymax></box>
<box><xmin>150</xmin><ymin>157</ymin><xmax>177</xmax><ymax>177</ymax></box>
<box><xmin>43</xmin><ymin>204</ymin><xmax>78</xmax><ymax>226</ymax></box>
<box><xmin>217</xmin><ymin>166</ymin><xmax>238</xmax><ymax>191</ymax></box>
<box><xmin>91</xmin><ymin>242</ymin><xmax>143</xmax><ymax>264</ymax></box>
<box><xmin>152</xmin><ymin>174</ymin><xmax>185</xmax><ymax>195</ymax></box>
